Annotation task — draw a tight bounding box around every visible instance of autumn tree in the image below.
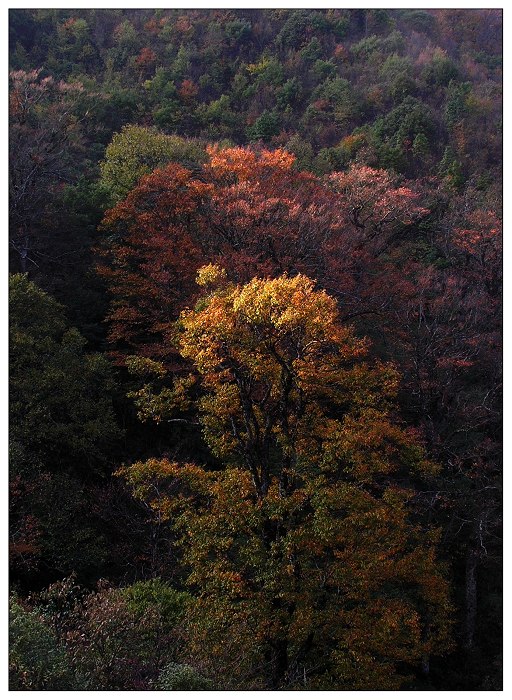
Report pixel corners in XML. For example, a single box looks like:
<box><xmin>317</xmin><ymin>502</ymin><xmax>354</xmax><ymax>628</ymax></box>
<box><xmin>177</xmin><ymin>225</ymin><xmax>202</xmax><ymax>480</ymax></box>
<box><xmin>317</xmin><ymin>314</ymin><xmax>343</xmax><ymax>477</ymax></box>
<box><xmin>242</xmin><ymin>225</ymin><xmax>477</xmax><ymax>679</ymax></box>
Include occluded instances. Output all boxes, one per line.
<box><xmin>98</xmin><ymin>146</ymin><xmax>429</xmax><ymax>367</ymax></box>
<box><xmin>97</xmin><ymin>146</ymin><xmax>342</xmax><ymax>363</ymax></box>
<box><xmin>327</xmin><ymin>163</ymin><xmax>428</xmax><ymax>251</ymax></box>
<box><xmin>97</xmin><ymin>164</ymin><xmax>212</xmax><ymax>362</ymax></box>
<box><xmin>452</xmin><ymin>208</ymin><xmax>501</xmax><ymax>297</ymax></box>
<box><xmin>397</xmin><ymin>201</ymin><xmax>502</xmax><ymax>660</ymax></box>
<box><xmin>340</xmin><ymin>175</ymin><xmax>502</xmax><ymax>670</ymax></box>
<box><xmin>118</xmin><ymin>268</ymin><xmax>452</xmax><ymax>690</ymax></box>
<box><xmin>202</xmin><ymin>146</ymin><xmax>346</xmax><ymax>281</ymax></box>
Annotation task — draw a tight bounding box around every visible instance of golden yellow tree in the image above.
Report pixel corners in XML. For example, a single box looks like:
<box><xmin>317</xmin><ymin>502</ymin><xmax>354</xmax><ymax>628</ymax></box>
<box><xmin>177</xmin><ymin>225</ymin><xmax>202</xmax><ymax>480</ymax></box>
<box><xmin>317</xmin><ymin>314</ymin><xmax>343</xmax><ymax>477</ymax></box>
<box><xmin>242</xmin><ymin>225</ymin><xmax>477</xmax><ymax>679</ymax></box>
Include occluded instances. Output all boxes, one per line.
<box><xmin>118</xmin><ymin>267</ymin><xmax>452</xmax><ymax>690</ymax></box>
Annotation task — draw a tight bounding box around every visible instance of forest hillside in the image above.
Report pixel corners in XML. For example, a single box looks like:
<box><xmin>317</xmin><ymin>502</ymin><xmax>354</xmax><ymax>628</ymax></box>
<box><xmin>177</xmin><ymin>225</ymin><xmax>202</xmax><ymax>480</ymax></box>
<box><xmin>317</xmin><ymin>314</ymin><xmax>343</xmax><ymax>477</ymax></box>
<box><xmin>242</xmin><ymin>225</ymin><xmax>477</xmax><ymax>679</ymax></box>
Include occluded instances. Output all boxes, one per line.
<box><xmin>9</xmin><ymin>9</ymin><xmax>502</xmax><ymax>691</ymax></box>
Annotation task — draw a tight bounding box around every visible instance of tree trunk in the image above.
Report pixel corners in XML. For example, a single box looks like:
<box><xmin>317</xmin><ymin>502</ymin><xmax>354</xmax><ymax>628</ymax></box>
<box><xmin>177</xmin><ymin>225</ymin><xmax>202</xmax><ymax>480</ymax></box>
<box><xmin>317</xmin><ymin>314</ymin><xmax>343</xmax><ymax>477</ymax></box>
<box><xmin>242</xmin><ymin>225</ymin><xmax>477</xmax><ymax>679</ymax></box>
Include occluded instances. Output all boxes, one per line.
<box><xmin>464</xmin><ymin>545</ymin><xmax>478</xmax><ymax>650</ymax></box>
<box><xmin>270</xmin><ymin>639</ymin><xmax>288</xmax><ymax>690</ymax></box>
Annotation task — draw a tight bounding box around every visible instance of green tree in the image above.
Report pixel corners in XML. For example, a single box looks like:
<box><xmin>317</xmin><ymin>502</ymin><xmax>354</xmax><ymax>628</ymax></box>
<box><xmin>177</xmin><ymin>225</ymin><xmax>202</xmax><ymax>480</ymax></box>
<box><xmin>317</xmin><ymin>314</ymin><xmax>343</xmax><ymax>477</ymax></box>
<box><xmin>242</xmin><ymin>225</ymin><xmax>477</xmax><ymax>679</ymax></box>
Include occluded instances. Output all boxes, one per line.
<box><xmin>351</xmin><ymin>31</ymin><xmax>405</xmax><ymax>60</ymax></box>
<box><xmin>378</xmin><ymin>54</ymin><xmax>416</xmax><ymax>102</ymax></box>
<box><xmin>438</xmin><ymin>146</ymin><xmax>465</xmax><ymax>188</ymax></box>
<box><xmin>99</xmin><ymin>124</ymin><xmax>207</xmax><ymax>203</ymax></box>
<box><xmin>277</xmin><ymin>78</ymin><xmax>301</xmax><ymax>109</ymax></box>
<box><xmin>311</xmin><ymin>77</ymin><xmax>359</xmax><ymax>128</ymax></box>
<box><xmin>153</xmin><ymin>663</ymin><xmax>214</xmax><ymax>690</ymax></box>
<box><xmin>276</xmin><ymin>10</ymin><xmax>312</xmax><ymax>48</ymax></box>
<box><xmin>224</xmin><ymin>18</ymin><xmax>252</xmax><ymax>43</ymax></box>
<box><xmin>10</xmin><ymin>274</ymin><xmax>120</xmax><ymax>475</ymax></box>
<box><xmin>9</xmin><ymin>598</ymin><xmax>76</xmax><ymax>690</ymax></box>
<box><xmin>445</xmin><ymin>80</ymin><xmax>471</xmax><ymax>128</ymax></box>
<box><xmin>422</xmin><ymin>48</ymin><xmax>459</xmax><ymax>87</ymax></box>
<box><xmin>56</xmin><ymin>17</ymin><xmax>99</xmax><ymax>70</ymax></box>
<box><xmin>370</xmin><ymin>96</ymin><xmax>438</xmax><ymax>173</ymax></box>
<box><xmin>249</xmin><ymin>55</ymin><xmax>284</xmax><ymax>87</ymax></box>
<box><xmin>300</xmin><ymin>36</ymin><xmax>322</xmax><ymax>62</ymax></box>
<box><xmin>412</xmin><ymin>132</ymin><xmax>430</xmax><ymax>161</ymax></box>
<box><xmin>10</xmin><ymin>275</ymin><xmax>121</xmax><ymax>580</ymax></box>
<box><xmin>247</xmin><ymin>110</ymin><xmax>281</xmax><ymax>142</ymax></box>
<box><xmin>171</xmin><ymin>44</ymin><xmax>191</xmax><ymax>82</ymax></box>
<box><xmin>195</xmin><ymin>94</ymin><xmax>239</xmax><ymax>138</ymax></box>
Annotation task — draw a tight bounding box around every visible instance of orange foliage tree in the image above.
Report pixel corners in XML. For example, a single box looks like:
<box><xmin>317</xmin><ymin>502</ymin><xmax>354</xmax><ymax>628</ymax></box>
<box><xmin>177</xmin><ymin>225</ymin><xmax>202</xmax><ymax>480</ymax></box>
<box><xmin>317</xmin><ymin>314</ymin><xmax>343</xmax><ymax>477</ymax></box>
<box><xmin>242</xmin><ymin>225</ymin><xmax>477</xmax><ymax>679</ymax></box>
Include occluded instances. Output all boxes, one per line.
<box><xmin>98</xmin><ymin>145</ymin><xmax>428</xmax><ymax>364</ymax></box>
<box><xmin>97</xmin><ymin>146</ymin><xmax>344</xmax><ymax>363</ymax></box>
<box><xmin>117</xmin><ymin>268</ymin><xmax>452</xmax><ymax>690</ymax></box>
<box><xmin>97</xmin><ymin>164</ymin><xmax>212</xmax><ymax>361</ymax></box>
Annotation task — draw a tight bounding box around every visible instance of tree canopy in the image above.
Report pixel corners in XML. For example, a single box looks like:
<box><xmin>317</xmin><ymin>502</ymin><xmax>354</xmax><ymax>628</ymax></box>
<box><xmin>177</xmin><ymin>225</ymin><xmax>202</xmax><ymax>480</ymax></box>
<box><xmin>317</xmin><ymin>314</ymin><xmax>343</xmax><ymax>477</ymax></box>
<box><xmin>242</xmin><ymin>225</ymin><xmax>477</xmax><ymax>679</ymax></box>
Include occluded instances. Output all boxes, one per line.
<box><xmin>118</xmin><ymin>268</ymin><xmax>452</xmax><ymax>690</ymax></box>
<box><xmin>9</xmin><ymin>8</ymin><xmax>502</xmax><ymax>692</ymax></box>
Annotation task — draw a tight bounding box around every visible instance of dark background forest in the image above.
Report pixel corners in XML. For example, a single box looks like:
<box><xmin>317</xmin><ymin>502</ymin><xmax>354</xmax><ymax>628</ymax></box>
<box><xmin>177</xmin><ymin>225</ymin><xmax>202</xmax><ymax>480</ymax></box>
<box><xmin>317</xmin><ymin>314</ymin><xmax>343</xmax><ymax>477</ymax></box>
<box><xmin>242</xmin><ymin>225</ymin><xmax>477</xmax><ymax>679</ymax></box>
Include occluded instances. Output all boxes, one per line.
<box><xmin>9</xmin><ymin>8</ymin><xmax>502</xmax><ymax>691</ymax></box>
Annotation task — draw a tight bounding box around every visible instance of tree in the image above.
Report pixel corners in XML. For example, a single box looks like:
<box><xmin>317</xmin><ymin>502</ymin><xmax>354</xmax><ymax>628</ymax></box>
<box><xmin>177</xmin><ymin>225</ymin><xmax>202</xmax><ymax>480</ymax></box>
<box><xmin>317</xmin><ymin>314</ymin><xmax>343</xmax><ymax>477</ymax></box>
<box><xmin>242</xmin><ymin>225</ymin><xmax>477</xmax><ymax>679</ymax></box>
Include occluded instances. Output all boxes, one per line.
<box><xmin>9</xmin><ymin>598</ymin><xmax>75</xmax><ymax>690</ymax></box>
<box><xmin>55</xmin><ymin>17</ymin><xmax>99</xmax><ymax>71</ymax></box>
<box><xmin>10</xmin><ymin>274</ymin><xmax>121</xmax><ymax>581</ymax></box>
<box><xmin>195</xmin><ymin>94</ymin><xmax>239</xmax><ymax>139</ymax></box>
<box><xmin>411</xmin><ymin>201</ymin><xmax>501</xmax><ymax>659</ymax></box>
<box><xmin>247</xmin><ymin>110</ymin><xmax>281</xmax><ymax>142</ymax></box>
<box><xmin>9</xmin><ymin>69</ymin><xmax>86</xmax><ymax>272</ymax></box>
<box><xmin>99</xmin><ymin>125</ymin><xmax>207</xmax><ymax>203</ymax></box>
<box><xmin>202</xmin><ymin>145</ymin><xmax>346</xmax><ymax>282</ymax></box>
<box><xmin>97</xmin><ymin>163</ymin><xmax>212</xmax><ymax>362</ymax></box>
<box><xmin>351</xmin><ymin>180</ymin><xmax>502</xmax><ymax>671</ymax></box>
<box><xmin>328</xmin><ymin>163</ymin><xmax>428</xmax><ymax>250</ymax></box>
<box><xmin>12</xmin><ymin>576</ymin><xmax>192</xmax><ymax>690</ymax></box>
<box><xmin>10</xmin><ymin>274</ymin><xmax>120</xmax><ymax>474</ymax></box>
<box><xmin>98</xmin><ymin>146</ymin><xmax>428</xmax><ymax>366</ymax></box>
<box><xmin>97</xmin><ymin>146</ymin><xmax>344</xmax><ymax>363</ymax></box>
<box><xmin>370</xmin><ymin>97</ymin><xmax>439</xmax><ymax>174</ymax></box>
<box><xmin>153</xmin><ymin>662</ymin><xmax>213</xmax><ymax>690</ymax></box>
<box><xmin>61</xmin><ymin>579</ymin><xmax>191</xmax><ymax>689</ymax></box>
<box><xmin>422</xmin><ymin>48</ymin><xmax>459</xmax><ymax>88</ymax></box>
<box><xmin>118</xmin><ymin>268</ymin><xmax>452</xmax><ymax>690</ymax></box>
<box><xmin>452</xmin><ymin>208</ymin><xmax>501</xmax><ymax>296</ymax></box>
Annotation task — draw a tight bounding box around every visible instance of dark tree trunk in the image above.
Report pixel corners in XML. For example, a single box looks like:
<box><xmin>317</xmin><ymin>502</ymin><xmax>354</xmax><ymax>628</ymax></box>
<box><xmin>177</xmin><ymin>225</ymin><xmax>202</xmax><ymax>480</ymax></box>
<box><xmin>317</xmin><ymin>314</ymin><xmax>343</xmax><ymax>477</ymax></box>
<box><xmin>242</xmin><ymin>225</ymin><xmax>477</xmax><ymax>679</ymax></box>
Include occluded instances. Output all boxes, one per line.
<box><xmin>464</xmin><ymin>545</ymin><xmax>478</xmax><ymax>650</ymax></box>
<box><xmin>270</xmin><ymin>639</ymin><xmax>289</xmax><ymax>690</ymax></box>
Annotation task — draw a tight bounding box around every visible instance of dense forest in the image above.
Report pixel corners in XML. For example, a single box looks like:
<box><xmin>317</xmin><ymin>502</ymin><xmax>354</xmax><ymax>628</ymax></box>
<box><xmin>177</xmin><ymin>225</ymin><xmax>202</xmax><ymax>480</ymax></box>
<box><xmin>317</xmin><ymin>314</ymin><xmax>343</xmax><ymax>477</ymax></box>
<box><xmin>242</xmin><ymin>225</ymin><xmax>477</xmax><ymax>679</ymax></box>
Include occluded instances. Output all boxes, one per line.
<box><xmin>9</xmin><ymin>8</ymin><xmax>502</xmax><ymax>691</ymax></box>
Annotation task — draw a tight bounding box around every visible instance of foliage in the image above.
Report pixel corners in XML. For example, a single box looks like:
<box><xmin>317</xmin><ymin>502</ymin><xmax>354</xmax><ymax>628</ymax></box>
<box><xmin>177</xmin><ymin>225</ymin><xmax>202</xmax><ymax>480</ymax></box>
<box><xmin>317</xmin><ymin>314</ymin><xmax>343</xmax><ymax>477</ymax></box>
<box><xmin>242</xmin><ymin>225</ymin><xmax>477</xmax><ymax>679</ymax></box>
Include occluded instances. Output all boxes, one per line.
<box><xmin>328</xmin><ymin>163</ymin><xmax>428</xmax><ymax>242</ymax></box>
<box><xmin>98</xmin><ymin>145</ymin><xmax>427</xmax><ymax>367</ymax></box>
<box><xmin>445</xmin><ymin>81</ymin><xmax>471</xmax><ymax>128</ymax></box>
<box><xmin>9</xmin><ymin>69</ymin><xmax>86</xmax><ymax>271</ymax></box>
<box><xmin>118</xmin><ymin>270</ymin><xmax>452</xmax><ymax>690</ymax></box>
<box><xmin>9</xmin><ymin>598</ymin><xmax>76</xmax><ymax>690</ymax></box>
<box><xmin>10</xmin><ymin>274</ymin><xmax>120</xmax><ymax>475</ymax></box>
<box><xmin>372</xmin><ymin>97</ymin><xmax>437</xmax><ymax>152</ymax></box>
<box><xmin>10</xmin><ymin>275</ymin><xmax>121</xmax><ymax>581</ymax></box>
<box><xmin>247</xmin><ymin>110</ymin><xmax>281</xmax><ymax>142</ymax></box>
<box><xmin>56</xmin><ymin>579</ymin><xmax>190</xmax><ymax>689</ymax></box>
<box><xmin>422</xmin><ymin>48</ymin><xmax>459</xmax><ymax>88</ymax></box>
<box><xmin>99</xmin><ymin>124</ymin><xmax>207</xmax><ymax>203</ymax></box>
<box><xmin>122</xmin><ymin>577</ymin><xmax>192</xmax><ymax>624</ymax></box>
<box><xmin>351</xmin><ymin>31</ymin><xmax>405</xmax><ymax>60</ymax></box>
<box><xmin>97</xmin><ymin>162</ymin><xmax>211</xmax><ymax>361</ymax></box>
<box><xmin>8</xmin><ymin>8</ymin><xmax>503</xmax><ymax>691</ymax></box>
<box><xmin>153</xmin><ymin>662</ymin><xmax>214</xmax><ymax>690</ymax></box>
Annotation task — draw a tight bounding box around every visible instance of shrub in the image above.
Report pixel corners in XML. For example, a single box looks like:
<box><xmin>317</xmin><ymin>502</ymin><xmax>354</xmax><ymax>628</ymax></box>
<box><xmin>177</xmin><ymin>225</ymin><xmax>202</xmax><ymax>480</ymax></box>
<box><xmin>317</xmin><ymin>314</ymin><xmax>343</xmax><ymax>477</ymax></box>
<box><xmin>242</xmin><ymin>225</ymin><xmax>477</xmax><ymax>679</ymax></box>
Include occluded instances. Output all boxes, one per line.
<box><xmin>9</xmin><ymin>598</ymin><xmax>75</xmax><ymax>690</ymax></box>
<box><xmin>153</xmin><ymin>662</ymin><xmax>214</xmax><ymax>690</ymax></box>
